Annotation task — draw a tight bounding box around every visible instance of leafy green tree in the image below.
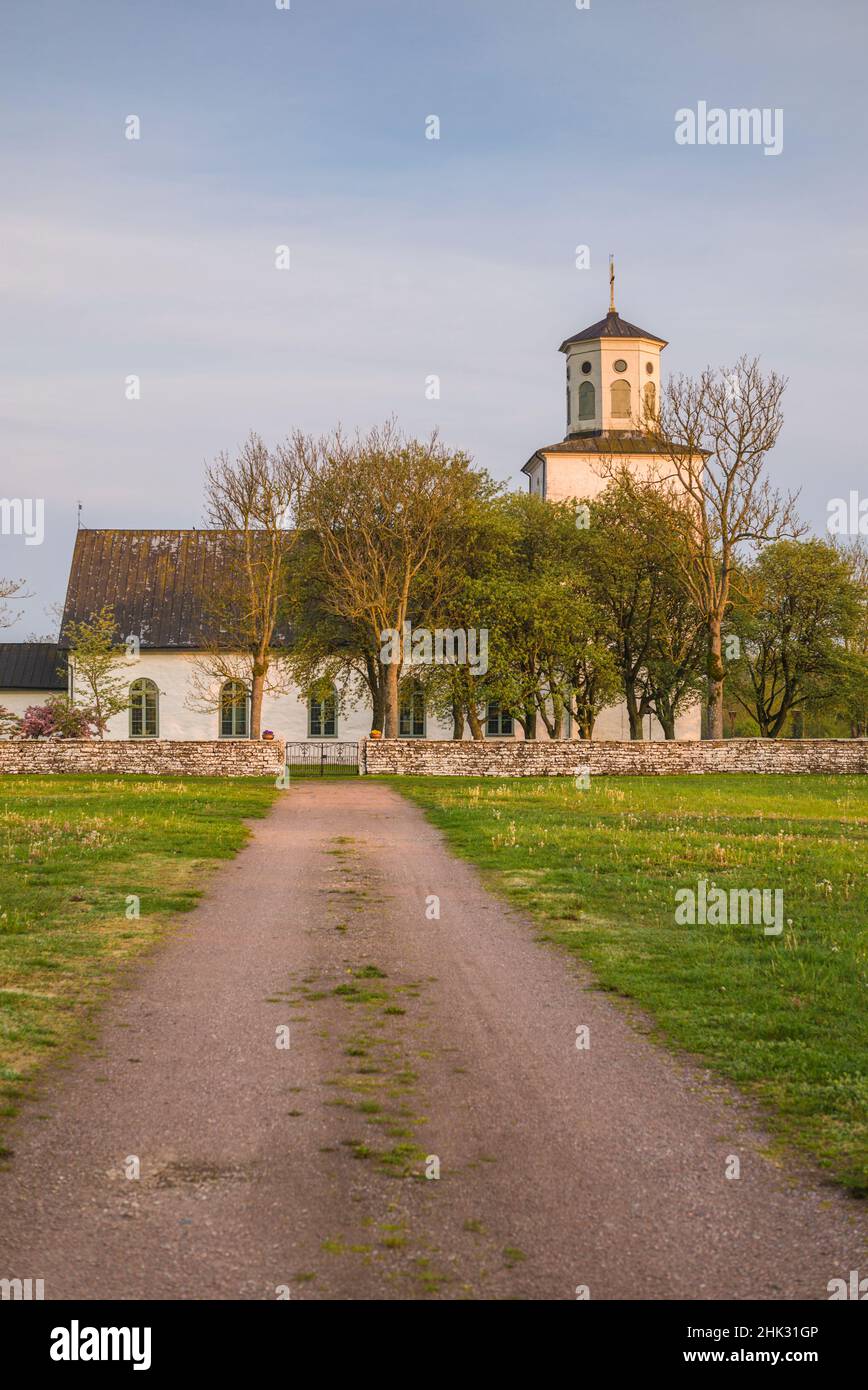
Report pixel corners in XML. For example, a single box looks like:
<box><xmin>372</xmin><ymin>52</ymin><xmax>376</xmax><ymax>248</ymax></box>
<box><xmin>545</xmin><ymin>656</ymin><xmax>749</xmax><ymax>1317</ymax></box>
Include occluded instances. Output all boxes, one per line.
<box><xmin>454</xmin><ymin>493</ymin><xmax>613</xmax><ymax>739</ymax></box>
<box><xmin>283</xmin><ymin>531</ymin><xmax>389</xmax><ymax>733</ymax></box>
<box><xmin>576</xmin><ymin>472</ymin><xmax>704</xmax><ymax>739</ymax></box>
<box><xmin>832</xmin><ymin>538</ymin><xmax>868</xmax><ymax>737</ymax></box>
<box><xmin>729</xmin><ymin>538</ymin><xmax>862</xmax><ymax>737</ymax></box>
<box><xmin>415</xmin><ymin>491</ymin><xmax>510</xmax><ymax>738</ymax></box>
<box><xmin>299</xmin><ymin>422</ymin><xmax>495</xmax><ymax>737</ymax></box>
<box><xmin>65</xmin><ymin>605</ymin><xmax>130</xmax><ymax>738</ymax></box>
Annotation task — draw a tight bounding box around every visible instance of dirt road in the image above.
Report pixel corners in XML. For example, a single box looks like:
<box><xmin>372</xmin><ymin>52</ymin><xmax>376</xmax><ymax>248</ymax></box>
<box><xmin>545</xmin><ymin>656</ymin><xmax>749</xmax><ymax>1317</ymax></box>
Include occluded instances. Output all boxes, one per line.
<box><xmin>0</xmin><ymin>779</ymin><xmax>863</xmax><ymax>1299</ymax></box>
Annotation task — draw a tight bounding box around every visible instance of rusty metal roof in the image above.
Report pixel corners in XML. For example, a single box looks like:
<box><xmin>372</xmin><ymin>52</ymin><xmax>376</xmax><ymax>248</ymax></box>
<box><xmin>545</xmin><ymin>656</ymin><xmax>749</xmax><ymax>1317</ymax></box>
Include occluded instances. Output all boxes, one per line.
<box><xmin>0</xmin><ymin>643</ymin><xmax>67</xmax><ymax>690</ymax></box>
<box><xmin>60</xmin><ymin>530</ymin><xmax>294</xmax><ymax>649</ymax></box>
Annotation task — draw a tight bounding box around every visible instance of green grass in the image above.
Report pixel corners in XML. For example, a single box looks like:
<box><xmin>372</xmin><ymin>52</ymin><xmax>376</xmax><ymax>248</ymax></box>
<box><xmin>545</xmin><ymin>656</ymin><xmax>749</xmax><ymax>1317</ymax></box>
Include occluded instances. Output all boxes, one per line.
<box><xmin>0</xmin><ymin>775</ymin><xmax>276</xmax><ymax>1122</ymax></box>
<box><xmin>392</xmin><ymin>774</ymin><xmax>868</xmax><ymax>1192</ymax></box>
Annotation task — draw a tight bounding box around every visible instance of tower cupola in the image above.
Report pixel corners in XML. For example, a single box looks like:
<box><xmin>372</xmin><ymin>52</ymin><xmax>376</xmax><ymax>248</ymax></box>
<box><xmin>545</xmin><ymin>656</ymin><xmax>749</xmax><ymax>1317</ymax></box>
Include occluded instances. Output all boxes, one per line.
<box><xmin>560</xmin><ymin>261</ymin><xmax>667</xmax><ymax>438</ymax></box>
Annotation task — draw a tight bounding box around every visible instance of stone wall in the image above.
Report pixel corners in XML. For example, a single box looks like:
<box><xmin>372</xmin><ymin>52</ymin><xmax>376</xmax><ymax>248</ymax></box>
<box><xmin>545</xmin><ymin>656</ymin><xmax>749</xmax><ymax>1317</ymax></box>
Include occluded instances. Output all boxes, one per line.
<box><xmin>361</xmin><ymin>738</ymin><xmax>868</xmax><ymax>777</ymax></box>
<box><xmin>0</xmin><ymin>739</ymin><xmax>286</xmax><ymax>777</ymax></box>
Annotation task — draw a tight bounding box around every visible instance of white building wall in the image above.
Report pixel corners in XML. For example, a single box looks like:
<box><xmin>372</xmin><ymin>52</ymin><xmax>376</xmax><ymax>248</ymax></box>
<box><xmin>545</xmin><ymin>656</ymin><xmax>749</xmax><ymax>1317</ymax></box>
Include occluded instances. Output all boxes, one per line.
<box><xmin>79</xmin><ymin>649</ymin><xmax>702</xmax><ymax>741</ymax></box>
<box><xmin>69</xmin><ymin>651</ymin><xmax>458</xmax><ymax>742</ymax></box>
<box><xmin>0</xmin><ymin>690</ymin><xmax>50</xmax><ymax>718</ymax></box>
<box><xmin>2</xmin><ymin>652</ymin><xmax>701</xmax><ymax>743</ymax></box>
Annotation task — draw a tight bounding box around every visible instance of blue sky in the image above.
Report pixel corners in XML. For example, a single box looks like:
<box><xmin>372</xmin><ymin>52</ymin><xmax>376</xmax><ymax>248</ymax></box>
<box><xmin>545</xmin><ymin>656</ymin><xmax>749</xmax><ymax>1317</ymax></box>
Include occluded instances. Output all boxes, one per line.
<box><xmin>1</xmin><ymin>0</ymin><xmax>866</xmax><ymax>636</ymax></box>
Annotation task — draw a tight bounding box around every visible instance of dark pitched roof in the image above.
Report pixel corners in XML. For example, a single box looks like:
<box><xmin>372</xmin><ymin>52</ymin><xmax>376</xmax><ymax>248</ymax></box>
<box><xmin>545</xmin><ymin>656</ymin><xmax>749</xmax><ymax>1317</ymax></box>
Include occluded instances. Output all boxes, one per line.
<box><xmin>60</xmin><ymin>530</ymin><xmax>294</xmax><ymax>649</ymax></box>
<box><xmin>559</xmin><ymin>310</ymin><xmax>667</xmax><ymax>352</ymax></box>
<box><xmin>522</xmin><ymin>431</ymin><xmax>690</xmax><ymax>474</ymax></box>
<box><xmin>0</xmin><ymin>643</ymin><xmax>67</xmax><ymax>691</ymax></box>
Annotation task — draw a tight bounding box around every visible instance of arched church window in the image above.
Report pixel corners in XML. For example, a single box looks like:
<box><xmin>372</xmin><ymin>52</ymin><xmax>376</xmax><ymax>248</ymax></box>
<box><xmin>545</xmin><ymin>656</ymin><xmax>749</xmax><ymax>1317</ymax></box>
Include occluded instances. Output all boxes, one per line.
<box><xmin>129</xmin><ymin>678</ymin><xmax>159</xmax><ymax>738</ymax></box>
<box><xmin>308</xmin><ymin>686</ymin><xmax>337</xmax><ymax>738</ymax></box>
<box><xmin>219</xmin><ymin>679</ymin><xmax>249</xmax><ymax>738</ymax></box>
<box><xmin>399</xmin><ymin>680</ymin><xmax>426</xmax><ymax>738</ymax></box>
<box><xmin>611</xmin><ymin>379</ymin><xmax>631</xmax><ymax>418</ymax></box>
<box><xmin>643</xmin><ymin>381</ymin><xmax>656</xmax><ymax>419</ymax></box>
<box><xmin>578</xmin><ymin>380</ymin><xmax>595</xmax><ymax>420</ymax></box>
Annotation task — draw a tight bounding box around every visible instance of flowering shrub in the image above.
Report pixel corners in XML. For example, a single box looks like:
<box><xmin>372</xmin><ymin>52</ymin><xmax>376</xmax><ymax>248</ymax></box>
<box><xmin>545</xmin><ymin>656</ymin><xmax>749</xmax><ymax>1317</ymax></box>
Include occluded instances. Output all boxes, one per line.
<box><xmin>20</xmin><ymin>704</ymin><xmax>56</xmax><ymax>737</ymax></box>
<box><xmin>20</xmin><ymin>698</ymin><xmax>97</xmax><ymax>739</ymax></box>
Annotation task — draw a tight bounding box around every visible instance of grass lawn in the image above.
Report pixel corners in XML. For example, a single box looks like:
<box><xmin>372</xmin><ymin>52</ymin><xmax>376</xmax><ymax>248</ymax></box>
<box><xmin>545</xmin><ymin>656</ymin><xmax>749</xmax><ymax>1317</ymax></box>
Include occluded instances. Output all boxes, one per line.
<box><xmin>0</xmin><ymin>775</ymin><xmax>276</xmax><ymax>1143</ymax></box>
<box><xmin>393</xmin><ymin>774</ymin><xmax>868</xmax><ymax>1193</ymax></box>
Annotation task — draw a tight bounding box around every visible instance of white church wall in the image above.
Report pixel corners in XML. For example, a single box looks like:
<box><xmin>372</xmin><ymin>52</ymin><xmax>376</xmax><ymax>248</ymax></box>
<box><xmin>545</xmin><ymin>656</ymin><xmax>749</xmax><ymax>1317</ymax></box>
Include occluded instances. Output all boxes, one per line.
<box><xmin>0</xmin><ymin>664</ymin><xmax>701</xmax><ymax>742</ymax></box>
<box><xmin>541</xmin><ymin>449</ymin><xmax>666</xmax><ymax>505</ymax></box>
<box><xmin>70</xmin><ymin>651</ymin><xmax>458</xmax><ymax>743</ymax></box>
<box><xmin>0</xmin><ymin>690</ymin><xmax>51</xmax><ymax>718</ymax></box>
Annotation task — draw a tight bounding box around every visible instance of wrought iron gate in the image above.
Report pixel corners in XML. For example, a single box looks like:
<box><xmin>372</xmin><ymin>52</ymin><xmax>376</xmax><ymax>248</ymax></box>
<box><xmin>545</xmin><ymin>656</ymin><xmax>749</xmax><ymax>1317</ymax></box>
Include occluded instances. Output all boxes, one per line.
<box><xmin>284</xmin><ymin>741</ymin><xmax>359</xmax><ymax>777</ymax></box>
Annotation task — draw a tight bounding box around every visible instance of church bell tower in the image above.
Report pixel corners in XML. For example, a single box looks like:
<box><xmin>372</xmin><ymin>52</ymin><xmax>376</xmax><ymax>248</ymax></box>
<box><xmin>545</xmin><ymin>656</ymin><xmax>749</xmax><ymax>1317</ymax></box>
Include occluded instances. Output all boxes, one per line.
<box><xmin>561</xmin><ymin>259</ymin><xmax>667</xmax><ymax>439</ymax></box>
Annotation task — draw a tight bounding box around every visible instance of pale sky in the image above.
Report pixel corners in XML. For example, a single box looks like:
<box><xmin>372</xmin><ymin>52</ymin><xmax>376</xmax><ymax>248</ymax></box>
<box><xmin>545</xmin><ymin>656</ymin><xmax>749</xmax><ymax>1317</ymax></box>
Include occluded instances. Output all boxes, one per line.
<box><xmin>1</xmin><ymin>0</ymin><xmax>866</xmax><ymax>636</ymax></box>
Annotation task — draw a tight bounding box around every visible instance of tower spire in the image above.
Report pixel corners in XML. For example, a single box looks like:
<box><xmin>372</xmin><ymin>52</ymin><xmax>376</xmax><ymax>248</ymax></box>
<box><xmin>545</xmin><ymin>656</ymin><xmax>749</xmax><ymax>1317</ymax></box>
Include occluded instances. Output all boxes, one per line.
<box><xmin>608</xmin><ymin>254</ymin><xmax>616</xmax><ymax>313</ymax></box>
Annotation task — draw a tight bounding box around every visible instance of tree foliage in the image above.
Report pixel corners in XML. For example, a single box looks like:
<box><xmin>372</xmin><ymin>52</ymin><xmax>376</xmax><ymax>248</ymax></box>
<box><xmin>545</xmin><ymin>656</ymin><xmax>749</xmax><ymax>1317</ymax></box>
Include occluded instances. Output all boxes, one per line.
<box><xmin>64</xmin><ymin>606</ymin><xmax>130</xmax><ymax>738</ymax></box>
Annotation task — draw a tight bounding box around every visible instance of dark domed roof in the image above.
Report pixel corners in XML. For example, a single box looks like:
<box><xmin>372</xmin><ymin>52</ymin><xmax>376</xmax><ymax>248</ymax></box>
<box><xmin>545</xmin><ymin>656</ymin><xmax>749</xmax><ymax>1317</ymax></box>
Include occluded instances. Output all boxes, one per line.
<box><xmin>559</xmin><ymin>309</ymin><xmax>667</xmax><ymax>353</ymax></box>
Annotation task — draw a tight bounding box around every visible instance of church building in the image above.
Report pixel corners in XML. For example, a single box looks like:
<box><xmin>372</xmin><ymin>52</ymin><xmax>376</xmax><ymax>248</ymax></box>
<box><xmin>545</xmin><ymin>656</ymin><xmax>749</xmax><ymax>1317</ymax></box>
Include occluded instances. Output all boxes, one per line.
<box><xmin>0</xmin><ymin>282</ymin><xmax>701</xmax><ymax>742</ymax></box>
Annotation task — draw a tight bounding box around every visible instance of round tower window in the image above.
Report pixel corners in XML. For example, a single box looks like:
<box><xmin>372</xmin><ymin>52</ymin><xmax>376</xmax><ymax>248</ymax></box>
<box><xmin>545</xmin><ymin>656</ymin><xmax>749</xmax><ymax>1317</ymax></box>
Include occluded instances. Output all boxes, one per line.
<box><xmin>581</xmin><ymin>360</ymin><xmax>592</xmax><ymax>375</ymax></box>
<box><xmin>645</xmin><ymin>361</ymin><xmax>654</xmax><ymax>375</ymax></box>
<box><xmin>613</xmin><ymin>359</ymin><xmax>627</xmax><ymax>373</ymax></box>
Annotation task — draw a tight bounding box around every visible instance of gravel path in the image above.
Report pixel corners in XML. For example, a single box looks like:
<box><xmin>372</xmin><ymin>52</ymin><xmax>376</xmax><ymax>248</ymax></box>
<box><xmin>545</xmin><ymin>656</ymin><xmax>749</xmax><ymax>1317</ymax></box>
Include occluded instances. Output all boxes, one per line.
<box><xmin>0</xmin><ymin>779</ymin><xmax>863</xmax><ymax>1300</ymax></box>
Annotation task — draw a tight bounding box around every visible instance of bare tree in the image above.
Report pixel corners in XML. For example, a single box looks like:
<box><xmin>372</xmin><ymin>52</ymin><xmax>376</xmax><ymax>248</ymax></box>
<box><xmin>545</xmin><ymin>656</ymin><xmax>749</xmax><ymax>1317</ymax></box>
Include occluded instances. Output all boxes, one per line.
<box><xmin>0</xmin><ymin>577</ymin><xmax>26</xmax><ymax>630</ymax></box>
<box><xmin>299</xmin><ymin>422</ymin><xmax>490</xmax><ymax>738</ymax></box>
<box><xmin>194</xmin><ymin>433</ymin><xmax>306</xmax><ymax>738</ymax></box>
<box><xmin>646</xmin><ymin>356</ymin><xmax>801</xmax><ymax>738</ymax></box>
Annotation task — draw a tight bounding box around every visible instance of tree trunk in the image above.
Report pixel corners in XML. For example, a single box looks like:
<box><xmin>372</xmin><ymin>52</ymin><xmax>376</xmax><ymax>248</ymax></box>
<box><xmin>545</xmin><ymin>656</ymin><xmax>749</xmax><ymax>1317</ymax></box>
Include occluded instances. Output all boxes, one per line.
<box><xmin>364</xmin><ymin>654</ymin><xmax>385</xmax><ymax>733</ymax></box>
<box><xmin>660</xmin><ymin>711</ymin><xmax>676</xmax><ymax>740</ymax></box>
<box><xmin>549</xmin><ymin>695</ymin><xmax>564</xmax><ymax>740</ymax></box>
<box><xmin>467</xmin><ymin>704</ymin><xmax>484</xmax><ymax>740</ymax></box>
<box><xmin>250</xmin><ymin>669</ymin><xmax>265</xmax><ymax>738</ymax></box>
<box><xmin>705</xmin><ymin>618</ymin><xmax>725</xmax><ymax>740</ymax></box>
<box><xmin>371</xmin><ymin>688</ymin><xmax>385</xmax><ymax>734</ymax></box>
<box><xmin>575</xmin><ymin>706</ymin><xmax>595</xmax><ymax>740</ymax></box>
<box><xmin>624</xmin><ymin>679</ymin><xmax>643</xmax><ymax>740</ymax></box>
<box><xmin>383</xmin><ymin>660</ymin><xmax>400</xmax><ymax>738</ymax></box>
<box><xmin>451</xmin><ymin>698</ymin><xmax>464</xmax><ymax>739</ymax></box>
<box><xmin>523</xmin><ymin>706</ymin><xmax>537</xmax><ymax>739</ymax></box>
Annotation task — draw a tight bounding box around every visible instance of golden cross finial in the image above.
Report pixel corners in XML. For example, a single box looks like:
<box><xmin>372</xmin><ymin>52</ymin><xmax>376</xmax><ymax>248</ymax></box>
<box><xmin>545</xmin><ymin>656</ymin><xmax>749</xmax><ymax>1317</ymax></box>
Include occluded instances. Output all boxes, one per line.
<box><xmin>609</xmin><ymin>254</ymin><xmax>616</xmax><ymax>313</ymax></box>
